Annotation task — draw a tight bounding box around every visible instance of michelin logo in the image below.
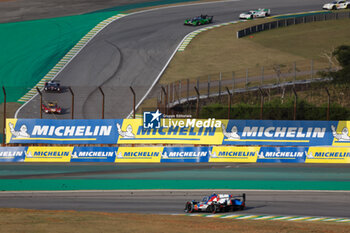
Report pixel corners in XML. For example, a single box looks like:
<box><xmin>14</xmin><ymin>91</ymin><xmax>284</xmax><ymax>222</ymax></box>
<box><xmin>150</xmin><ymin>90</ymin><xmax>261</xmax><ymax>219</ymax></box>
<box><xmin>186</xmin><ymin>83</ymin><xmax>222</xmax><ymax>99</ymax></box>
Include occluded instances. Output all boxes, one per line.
<box><xmin>332</xmin><ymin>125</ymin><xmax>350</xmax><ymax>141</ymax></box>
<box><xmin>9</xmin><ymin>123</ymin><xmax>30</xmax><ymax>138</ymax></box>
<box><xmin>71</xmin><ymin>151</ymin><xmax>115</xmax><ymax>158</ymax></box>
<box><xmin>162</xmin><ymin>151</ymin><xmax>207</xmax><ymax>158</ymax></box>
<box><xmin>258</xmin><ymin>151</ymin><xmax>304</xmax><ymax>159</ymax></box>
<box><xmin>222</xmin><ymin>124</ymin><xmax>240</xmax><ymax>139</ymax></box>
<box><xmin>306</xmin><ymin>150</ymin><xmax>350</xmax><ymax>159</ymax></box>
<box><xmin>117</xmin><ymin>123</ymin><xmax>135</xmax><ymax>138</ymax></box>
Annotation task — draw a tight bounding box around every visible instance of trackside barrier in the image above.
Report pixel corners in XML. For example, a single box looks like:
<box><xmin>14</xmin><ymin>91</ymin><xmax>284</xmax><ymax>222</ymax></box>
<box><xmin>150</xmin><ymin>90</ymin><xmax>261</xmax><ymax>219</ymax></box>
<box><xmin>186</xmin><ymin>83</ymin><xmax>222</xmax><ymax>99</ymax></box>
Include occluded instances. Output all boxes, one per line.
<box><xmin>237</xmin><ymin>11</ymin><xmax>350</xmax><ymax>38</ymax></box>
<box><xmin>0</xmin><ymin>146</ymin><xmax>349</xmax><ymax>163</ymax></box>
<box><xmin>5</xmin><ymin>118</ymin><xmax>350</xmax><ymax>147</ymax></box>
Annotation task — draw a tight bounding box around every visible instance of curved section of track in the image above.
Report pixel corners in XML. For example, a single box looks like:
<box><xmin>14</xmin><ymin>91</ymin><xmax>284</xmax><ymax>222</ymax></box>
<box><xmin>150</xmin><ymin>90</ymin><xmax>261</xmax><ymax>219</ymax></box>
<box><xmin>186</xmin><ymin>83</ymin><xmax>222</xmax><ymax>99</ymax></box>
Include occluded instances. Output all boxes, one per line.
<box><xmin>0</xmin><ymin>190</ymin><xmax>349</xmax><ymax>218</ymax></box>
<box><xmin>17</xmin><ymin>0</ymin><xmax>324</xmax><ymax>119</ymax></box>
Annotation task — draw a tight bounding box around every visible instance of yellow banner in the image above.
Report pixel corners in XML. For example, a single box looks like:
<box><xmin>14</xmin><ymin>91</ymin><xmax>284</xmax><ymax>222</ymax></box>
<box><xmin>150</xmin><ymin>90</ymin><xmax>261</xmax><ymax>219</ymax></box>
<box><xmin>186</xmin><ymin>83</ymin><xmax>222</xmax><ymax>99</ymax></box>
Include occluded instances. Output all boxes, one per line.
<box><xmin>209</xmin><ymin>146</ymin><xmax>259</xmax><ymax>162</ymax></box>
<box><xmin>6</xmin><ymin>118</ymin><xmax>18</xmax><ymax>144</ymax></box>
<box><xmin>25</xmin><ymin>147</ymin><xmax>73</xmax><ymax>162</ymax></box>
<box><xmin>332</xmin><ymin>121</ymin><xmax>350</xmax><ymax>146</ymax></box>
<box><xmin>305</xmin><ymin>147</ymin><xmax>350</xmax><ymax>163</ymax></box>
<box><xmin>115</xmin><ymin>147</ymin><xmax>163</xmax><ymax>163</ymax></box>
<box><xmin>116</xmin><ymin>119</ymin><xmax>225</xmax><ymax>145</ymax></box>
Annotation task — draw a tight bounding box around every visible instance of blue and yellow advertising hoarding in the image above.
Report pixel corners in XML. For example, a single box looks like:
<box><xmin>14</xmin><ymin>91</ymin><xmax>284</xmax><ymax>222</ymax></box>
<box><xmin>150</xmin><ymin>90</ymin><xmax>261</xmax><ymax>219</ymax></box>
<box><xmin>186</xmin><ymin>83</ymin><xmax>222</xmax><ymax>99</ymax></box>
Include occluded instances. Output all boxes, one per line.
<box><xmin>0</xmin><ymin>146</ymin><xmax>349</xmax><ymax>163</ymax></box>
<box><xmin>6</xmin><ymin>118</ymin><xmax>350</xmax><ymax>146</ymax></box>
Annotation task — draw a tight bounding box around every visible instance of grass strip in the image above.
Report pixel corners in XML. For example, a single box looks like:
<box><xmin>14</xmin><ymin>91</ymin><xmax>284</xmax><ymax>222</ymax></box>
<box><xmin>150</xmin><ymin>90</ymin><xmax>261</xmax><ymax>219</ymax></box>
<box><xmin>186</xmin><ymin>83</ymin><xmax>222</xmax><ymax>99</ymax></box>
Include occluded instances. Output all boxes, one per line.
<box><xmin>0</xmin><ymin>179</ymin><xmax>349</xmax><ymax>191</ymax></box>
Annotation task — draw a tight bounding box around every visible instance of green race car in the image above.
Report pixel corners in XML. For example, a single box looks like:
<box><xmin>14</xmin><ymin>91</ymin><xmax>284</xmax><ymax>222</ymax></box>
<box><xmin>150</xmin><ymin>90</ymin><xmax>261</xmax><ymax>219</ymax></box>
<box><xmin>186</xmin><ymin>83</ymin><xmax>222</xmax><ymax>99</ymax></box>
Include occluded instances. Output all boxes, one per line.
<box><xmin>184</xmin><ymin>15</ymin><xmax>213</xmax><ymax>26</ymax></box>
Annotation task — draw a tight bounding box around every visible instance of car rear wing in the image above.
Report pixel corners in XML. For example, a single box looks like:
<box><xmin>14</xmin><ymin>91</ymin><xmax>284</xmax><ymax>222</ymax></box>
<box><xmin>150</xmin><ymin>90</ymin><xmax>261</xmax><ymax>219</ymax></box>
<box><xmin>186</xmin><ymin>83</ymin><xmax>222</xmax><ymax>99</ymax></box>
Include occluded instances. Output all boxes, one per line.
<box><xmin>233</xmin><ymin>193</ymin><xmax>246</xmax><ymax>202</ymax></box>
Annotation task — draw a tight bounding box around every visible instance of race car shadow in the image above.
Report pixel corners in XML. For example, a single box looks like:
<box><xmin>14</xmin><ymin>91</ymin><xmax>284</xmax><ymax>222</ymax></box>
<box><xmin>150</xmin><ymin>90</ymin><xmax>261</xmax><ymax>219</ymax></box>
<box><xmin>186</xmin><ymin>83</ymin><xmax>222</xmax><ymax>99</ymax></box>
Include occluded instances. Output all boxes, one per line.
<box><xmin>243</xmin><ymin>205</ymin><xmax>267</xmax><ymax>211</ymax></box>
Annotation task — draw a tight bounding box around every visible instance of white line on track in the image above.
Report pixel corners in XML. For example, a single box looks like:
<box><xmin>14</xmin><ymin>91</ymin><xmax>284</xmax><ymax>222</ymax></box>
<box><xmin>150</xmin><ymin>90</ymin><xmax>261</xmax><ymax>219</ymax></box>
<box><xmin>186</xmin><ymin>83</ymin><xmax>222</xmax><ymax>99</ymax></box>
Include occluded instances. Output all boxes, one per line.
<box><xmin>15</xmin><ymin>0</ymin><xmax>240</xmax><ymax>119</ymax></box>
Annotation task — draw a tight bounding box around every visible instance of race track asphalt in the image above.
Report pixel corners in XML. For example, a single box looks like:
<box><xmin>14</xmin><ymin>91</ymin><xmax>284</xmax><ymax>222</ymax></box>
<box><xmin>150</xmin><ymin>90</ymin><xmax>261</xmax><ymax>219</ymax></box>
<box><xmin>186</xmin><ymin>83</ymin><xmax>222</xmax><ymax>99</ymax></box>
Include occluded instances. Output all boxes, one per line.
<box><xmin>0</xmin><ymin>163</ymin><xmax>349</xmax><ymax>217</ymax></box>
<box><xmin>16</xmin><ymin>0</ymin><xmax>327</xmax><ymax>119</ymax></box>
<box><xmin>0</xmin><ymin>190</ymin><xmax>349</xmax><ymax>217</ymax></box>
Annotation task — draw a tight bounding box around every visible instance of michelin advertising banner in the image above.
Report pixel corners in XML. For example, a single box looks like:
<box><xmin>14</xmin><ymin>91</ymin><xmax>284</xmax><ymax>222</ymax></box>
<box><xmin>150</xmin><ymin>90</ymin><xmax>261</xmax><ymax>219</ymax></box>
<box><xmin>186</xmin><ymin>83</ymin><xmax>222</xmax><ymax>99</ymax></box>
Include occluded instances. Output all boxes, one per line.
<box><xmin>0</xmin><ymin>146</ymin><xmax>349</xmax><ymax>163</ymax></box>
<box><xmin>6</xmin><ymin>116</ymin><xmax>350</xmax><ymax>146</ymax></box>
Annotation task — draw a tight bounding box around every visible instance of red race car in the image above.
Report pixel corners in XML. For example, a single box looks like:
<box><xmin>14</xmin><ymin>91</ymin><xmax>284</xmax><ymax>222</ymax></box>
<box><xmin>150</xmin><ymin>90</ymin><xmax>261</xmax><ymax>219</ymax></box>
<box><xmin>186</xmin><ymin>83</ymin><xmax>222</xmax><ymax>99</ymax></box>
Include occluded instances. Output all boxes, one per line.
<box><xmin>42</xmin><ymin>102</ymin><xmax>62</xmax><ymax>114</ymax></box>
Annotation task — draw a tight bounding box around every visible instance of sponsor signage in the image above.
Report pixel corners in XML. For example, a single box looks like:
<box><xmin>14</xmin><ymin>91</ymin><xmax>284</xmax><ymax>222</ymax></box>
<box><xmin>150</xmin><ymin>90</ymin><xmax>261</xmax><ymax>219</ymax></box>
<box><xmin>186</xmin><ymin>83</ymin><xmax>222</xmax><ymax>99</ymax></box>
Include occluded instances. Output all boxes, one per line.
<box><xmin>115</xmin><ymin>147</ymin><xmax>163</xmax><ymax>163</ymax></box>
<box><xmin>305</xmin><ymin>147</ymin><xmax>350</xmax><ymax>163</ymax></box>
<box><xmin>0</xmin><ymin>146</ymin><xmax>349</xmax><ymax>163</ymax></box>
<box><xmin>0</xmin><ymin>146</ymin><xmax>26</xmax><ymax>162</ymax></box>
<box><xmin>6</xmin><ymin>117</ymin><xmax>350</xmax><ymax>146</ymax></box>
<box><xmin>209</xmin><ymin>146</ymin><xmax>259</xmax><ymax>163</ymax></box>
<box><xmin>161</xmin><ymin>147</ymin><xmax>210</xmax><ymax>163</ymax></box>
<box><xmin>118</xmin><ymin>118</ymin><xmax>224</xmax><ymax>145</ymax></box>
<box><xmin>222</xmin><ymin>120</ymin><xmax>339</xmax><ymax>146</ymax></box>
<box><xmin>71</xmin><ymin>147</ymin><xmax>117</xmax><ymax>162</ymax></box>
<box><xmin>6</xmin><ymin>118</ymin><xmax>122</xmax><ymax>144</ymax></box>
<box><xmin>256</xmin><ymin>147</ymin><xmax>306</xmax><ymax>163</ymax></box>
<box><xmin>24</xmin><ymin>147</ymin><xmax>73</xmax><ymax>162</ymax></box>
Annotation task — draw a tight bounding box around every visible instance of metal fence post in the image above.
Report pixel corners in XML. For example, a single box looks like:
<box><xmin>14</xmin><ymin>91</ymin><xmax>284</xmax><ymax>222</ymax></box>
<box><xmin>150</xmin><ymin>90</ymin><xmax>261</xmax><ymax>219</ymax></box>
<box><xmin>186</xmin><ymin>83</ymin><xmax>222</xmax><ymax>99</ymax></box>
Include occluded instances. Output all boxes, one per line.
<box><xmin>36</xmin><ymin>87</ymin><xmax>42</xmax><ymax>119</ymax></box>
<box><xmin>326</xmin><ymin>88</ymin><xmax>330</xmax><ymax>120</ymax></box>
<box><xmin>172</xmin><ymin>83</ymin><xmax>175</xmax><ymax>103</ymax></box>
<box><xmin>178</xmin><ymin>80</ymin><xmax>181</xmax><ymax>102</ymax></box>
<box><xmin>294</xmin><ymin>62</ymin><xmax>296</xmax><ymax>83</ymax></box>
<box><xmin>232</xmin><ymin>72</ymin><xmax>235</xmax><ymax>92</ymax></box>
<box><xmin>194</xmin><ymin>86</ymin><xmax>200</xmax><ymax>118</ymax></box>
<box><xmin>207</xmin><ymin>75</ymin><xmax>210</xmax><ymax>98</ymax></box>
<box><xmin>99</xmin><ymin>87</ymin><xmax>105</xmax><ymax>119</ymax></box>
<box><xmin>186</xmin><ymin>79</ymin><xmax>189</xmax><ymax>102</ymax></box>
<box><xmin>129</xmin><ymin>86</ymin><xmax>135</xmax><ymax>119</ymax></box>
<box><xmin>311</xmin><ymin>59</ymin><xmax>314</xmax><ymax>79</ymax></box>
<box><xmin>219</xmin><ymin>72</ymin><xmax>222</xmax><ymax>102</ymax></box>
<box><xmin>2</xmin><ymin>86</ymin><xmax>6</xmax><ymax>145</ymax></box>
<box><xmin>293</xmin><ymin>87</ymin><xmax>297</xmax><ymax>120</ymax></box>
<box><xmin>161</xmin><ymin>86</ymin><xmax>168</xmax><ymax>115</ymax></box>
<box><xmin>226</xmin><ymin>87</ymin><xmax>232</xmax><ymax>119</ymax></box>
<box><xmin>69</xmin><ymin>87</ymin><xmax>74</xmax><ymax>119</ymax></box>
<box><xmin>259</xmin><ymin>88</ymin><xmax>265</xmax><ymax>120</ymax></box>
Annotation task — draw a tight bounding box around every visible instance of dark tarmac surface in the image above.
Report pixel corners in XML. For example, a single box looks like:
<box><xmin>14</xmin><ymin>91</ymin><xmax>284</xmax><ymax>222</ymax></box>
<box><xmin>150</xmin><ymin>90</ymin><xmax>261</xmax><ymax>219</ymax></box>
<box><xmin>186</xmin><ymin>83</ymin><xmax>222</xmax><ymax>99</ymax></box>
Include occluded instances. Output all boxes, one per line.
<box><xmin>0</xmin><ymin>190</ymin><xmax>349</xmax><ymax>217</ymax></box>
<box><xmin>0</xmin><ymin>0</ymin><xmax>181</xmax><ymax>23</ymax></box>
<box><xmin>16</xmin><ymin>0</ymin><xmax>327</xmax><ymax>119</ymax></box>
<box><xmin>0</xmin><ymin>163</ymin><xmax>349</xmax><ymax>217</ymax></box>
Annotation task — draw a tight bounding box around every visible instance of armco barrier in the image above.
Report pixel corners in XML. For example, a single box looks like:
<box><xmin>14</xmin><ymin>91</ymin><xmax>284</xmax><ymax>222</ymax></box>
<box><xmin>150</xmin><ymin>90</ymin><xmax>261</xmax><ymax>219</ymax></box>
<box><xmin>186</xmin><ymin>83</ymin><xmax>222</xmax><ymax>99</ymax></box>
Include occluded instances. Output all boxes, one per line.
<box><xmin>237</xmin><ymin>11</ymin><xmax>350</xmax><ymax>38</ymax></box>
<box><xmin>0</xmin><ymin>146</ymin><xmax>349</xmax><ymax>163</ymax></box>
<box><xmin>6</xmin><ymin>118</ymin><xmax>350</xmax><ymax>147</ymax></box>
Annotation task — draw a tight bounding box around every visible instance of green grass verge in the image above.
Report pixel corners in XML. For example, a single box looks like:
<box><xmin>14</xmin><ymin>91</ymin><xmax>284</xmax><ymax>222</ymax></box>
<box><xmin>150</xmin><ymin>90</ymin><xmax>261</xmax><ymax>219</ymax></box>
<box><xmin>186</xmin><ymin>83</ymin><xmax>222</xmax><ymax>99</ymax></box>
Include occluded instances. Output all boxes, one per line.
<box><xmin>1</xmin><ymin>179</ymin><xmax>349</xmax><ymax>191</ymax></box>
<box><xmin>0</xmin><ymin>0</ymin><xmax>203</xmax><ymax>104</ymax></box>
<box><xmin>160</xmin><ymin>18</ymin><xmax>350</xmax><ymax>84</ymax></box>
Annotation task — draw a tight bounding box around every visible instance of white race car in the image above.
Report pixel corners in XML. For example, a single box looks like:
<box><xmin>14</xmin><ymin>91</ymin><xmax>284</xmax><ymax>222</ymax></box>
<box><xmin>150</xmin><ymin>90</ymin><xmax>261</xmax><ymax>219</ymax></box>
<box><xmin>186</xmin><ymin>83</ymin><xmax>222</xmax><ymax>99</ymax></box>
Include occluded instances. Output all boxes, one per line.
<box><xmin>239</xmin><ymin>8</ymin><xmax>271</xmax><ymax>19</ymax></box>
<box><xmin>323</xmin><ymin>1</ymin><xmax>350</xmax><ymax>10</ymax></box>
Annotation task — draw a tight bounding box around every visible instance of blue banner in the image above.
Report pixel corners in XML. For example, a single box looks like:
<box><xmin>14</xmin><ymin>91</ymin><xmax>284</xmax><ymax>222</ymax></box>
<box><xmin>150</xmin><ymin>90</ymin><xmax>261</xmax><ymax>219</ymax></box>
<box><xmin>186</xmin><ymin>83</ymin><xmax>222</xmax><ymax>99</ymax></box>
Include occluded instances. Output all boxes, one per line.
<box><xmin>222</xmin><ymin>120</ymin><xmax>339</xmax><ymax>146</ymax></box>
<box><xmin>256</xmin><ymin>147</ymin><xmax>306</xmax><ymax>163</ymax></box>
<box><xmin>71</xmin><ymin>147</ymin><xmax>118</xmax><ymax>162</ymax></box>
<box><xmin>0</xmin><ymin>147</ymin><xmax>26</xmax><ymax>162</ymax></box>
<box><xmin>6</xmin><ymin>119</ymin><xmax>123</xmax><ymax>144</ymax></box>
<box><xmin>6</xmin><ymin>118</ymin><xmax>350</xmax><ymax>146</ymax></box>
<box><xmin>161</xmin><ymin>147</ymin><xmax>210</xmax><ymax>163</ymax></box>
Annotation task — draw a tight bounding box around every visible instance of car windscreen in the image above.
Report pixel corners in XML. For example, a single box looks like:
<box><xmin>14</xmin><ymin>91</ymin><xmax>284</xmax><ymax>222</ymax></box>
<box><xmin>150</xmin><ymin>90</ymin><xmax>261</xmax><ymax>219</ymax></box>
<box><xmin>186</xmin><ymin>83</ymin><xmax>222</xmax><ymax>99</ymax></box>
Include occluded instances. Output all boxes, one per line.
<box><xmin>202</xmin><ymin>196</ymin><xmax>209</xmax><ymax>202</ymax></box>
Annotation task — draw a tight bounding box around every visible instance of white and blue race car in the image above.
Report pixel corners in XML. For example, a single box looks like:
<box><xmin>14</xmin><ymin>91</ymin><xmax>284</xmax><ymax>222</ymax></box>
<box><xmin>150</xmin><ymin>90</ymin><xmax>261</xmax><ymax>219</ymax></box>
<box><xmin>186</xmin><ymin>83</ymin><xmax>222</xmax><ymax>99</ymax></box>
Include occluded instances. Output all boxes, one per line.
<box><xmin>323</xmin><ymin>1</ymin><xmax>350</xmax><ymax>10</ymax></box>
<box><xmin>239</xmin><ymin>8</ymin><xmax>271</xmax><ymax>19</ymax></box>
<box><xmin>184</xmin><ymin>193</ymin><xmax>246</xmax><ymax>214</ymax></box>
